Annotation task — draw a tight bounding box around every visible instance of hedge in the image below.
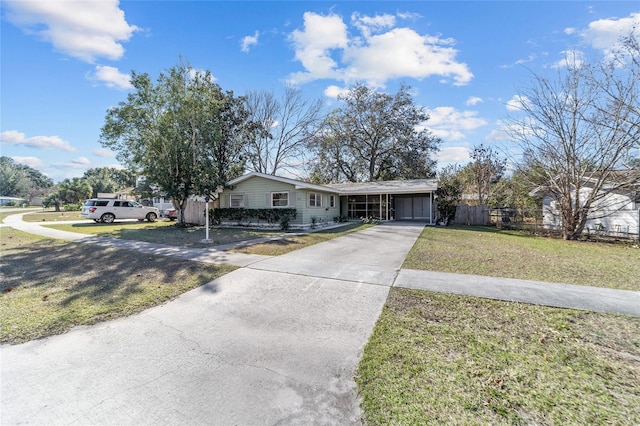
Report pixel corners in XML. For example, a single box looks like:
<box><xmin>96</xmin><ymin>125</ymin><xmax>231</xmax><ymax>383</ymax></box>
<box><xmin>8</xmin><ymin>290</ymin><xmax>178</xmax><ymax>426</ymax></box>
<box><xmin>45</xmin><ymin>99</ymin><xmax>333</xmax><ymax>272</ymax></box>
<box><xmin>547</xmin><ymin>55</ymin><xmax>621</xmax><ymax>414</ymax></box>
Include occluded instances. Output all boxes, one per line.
<box><xmin>212</xmin><ymin>208</ymin><xmax>297</xmax><ymax>225</ymax></box>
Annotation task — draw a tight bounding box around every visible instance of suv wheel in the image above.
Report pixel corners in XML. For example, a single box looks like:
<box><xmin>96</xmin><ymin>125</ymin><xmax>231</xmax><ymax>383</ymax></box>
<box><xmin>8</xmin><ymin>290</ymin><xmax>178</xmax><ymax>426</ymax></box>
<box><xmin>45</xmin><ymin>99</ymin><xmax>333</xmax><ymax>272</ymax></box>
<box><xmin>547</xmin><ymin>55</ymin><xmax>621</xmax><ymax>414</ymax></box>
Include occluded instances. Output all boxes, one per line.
<box><xmin>101</xmin><ymin>213</ymin><xmax>115</xmax><ymax>223</ymax></box>
<box><xmin>146</xmin><ymin>212</ymin><xmax>157</xmax><ymax>222</ymax></box>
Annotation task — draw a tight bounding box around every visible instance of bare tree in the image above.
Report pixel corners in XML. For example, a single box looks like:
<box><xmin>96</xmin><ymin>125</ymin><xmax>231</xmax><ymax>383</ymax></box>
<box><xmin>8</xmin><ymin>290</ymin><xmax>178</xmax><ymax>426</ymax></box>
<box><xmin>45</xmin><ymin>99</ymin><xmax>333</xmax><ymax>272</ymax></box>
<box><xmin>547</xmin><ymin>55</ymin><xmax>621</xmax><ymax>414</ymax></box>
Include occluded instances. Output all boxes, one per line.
<box><xmin>508</xmin><ymin>52</ymin><xmax>640</xmax><ymax>239</ymax></box>
<box><xmin>467</xmin><ymin>144</ymin><xmax>507</xmax><ymax>205</ymax></box>
<box><xmin>244</xmin><ymin>85</ymin><xmax>323</xmax><ymax>176</ymax></box>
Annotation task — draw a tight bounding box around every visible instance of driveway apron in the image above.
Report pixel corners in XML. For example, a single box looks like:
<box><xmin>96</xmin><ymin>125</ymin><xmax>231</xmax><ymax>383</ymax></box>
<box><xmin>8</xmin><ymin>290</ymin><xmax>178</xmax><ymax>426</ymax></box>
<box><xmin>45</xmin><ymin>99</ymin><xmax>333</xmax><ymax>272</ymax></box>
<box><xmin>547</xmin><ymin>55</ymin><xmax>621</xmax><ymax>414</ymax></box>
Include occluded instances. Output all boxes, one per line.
<box><xmin>1</xmin><ymin>222</ymin><xmax>426</xmax><ymax>425</ymax></box>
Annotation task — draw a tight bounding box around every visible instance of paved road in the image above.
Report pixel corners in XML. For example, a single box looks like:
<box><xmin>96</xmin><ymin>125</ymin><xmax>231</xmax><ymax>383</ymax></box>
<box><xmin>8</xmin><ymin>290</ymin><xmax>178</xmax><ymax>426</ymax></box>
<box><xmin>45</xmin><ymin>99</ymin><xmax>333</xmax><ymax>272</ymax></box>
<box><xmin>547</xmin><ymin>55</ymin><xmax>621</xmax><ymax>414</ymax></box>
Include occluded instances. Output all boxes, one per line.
<box><xmin>2</xmin><ymin>215</ymin><xmax>639</xmax><ymax>425</ymax></box>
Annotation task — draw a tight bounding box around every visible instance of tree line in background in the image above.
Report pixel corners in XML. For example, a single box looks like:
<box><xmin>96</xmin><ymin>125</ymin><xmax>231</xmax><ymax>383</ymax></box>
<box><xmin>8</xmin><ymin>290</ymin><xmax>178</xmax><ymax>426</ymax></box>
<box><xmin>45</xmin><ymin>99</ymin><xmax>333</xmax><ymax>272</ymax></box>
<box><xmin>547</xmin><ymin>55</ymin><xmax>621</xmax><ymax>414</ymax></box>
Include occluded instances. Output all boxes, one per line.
<box><xmin>0</xmin><ymin>157</ymin><xmax>136</xmax><ymax>211</ymax></box>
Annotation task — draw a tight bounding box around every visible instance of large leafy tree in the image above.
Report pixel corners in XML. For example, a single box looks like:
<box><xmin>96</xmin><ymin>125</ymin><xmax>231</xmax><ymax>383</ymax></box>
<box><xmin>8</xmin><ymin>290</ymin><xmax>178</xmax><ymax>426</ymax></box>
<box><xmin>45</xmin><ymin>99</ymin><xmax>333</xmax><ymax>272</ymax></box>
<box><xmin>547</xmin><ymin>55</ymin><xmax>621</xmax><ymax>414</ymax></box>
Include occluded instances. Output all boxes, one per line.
<box><xmin>82</xmin><ymin>167</ymin><xmax>136</xmax><ymax>198</ymax></box>
<box><xmin>0</xmin><ymin>156</ymin><xmax>53</xmax><ymax>202</ymax></box>
<box><xmin>100</xmin><ymin>61</ymin><xmax>251</xmax><ymax>225</ymax></box>
<box><xmin>308</xmin><ymin>83</ymin><xmax>440</xmax><ymax>183</ymax></box>
<box><xmin>508</xmin><ymin>47</ymin><xmax>640</xmax><ymax>240</ymax></box>
<box><xmin>435</xmin><ymin>165</ymin><xmax>464</xmax><ymax>225</ymax></box>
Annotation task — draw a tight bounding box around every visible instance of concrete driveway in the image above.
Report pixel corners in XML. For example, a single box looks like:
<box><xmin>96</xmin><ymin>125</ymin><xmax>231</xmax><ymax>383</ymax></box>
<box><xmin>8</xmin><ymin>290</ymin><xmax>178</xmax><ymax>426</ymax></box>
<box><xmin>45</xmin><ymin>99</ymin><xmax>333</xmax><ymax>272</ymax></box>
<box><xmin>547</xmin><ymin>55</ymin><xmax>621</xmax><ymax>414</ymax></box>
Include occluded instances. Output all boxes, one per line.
<box><xmin>1</xmin><ymin>222</ymin><xmax>425</xmax><ymax>425</ymax></box>
<box><xmin>3</xmin><ymin>216</ymin><xmax>639</xmax><ymax>424</ymax></box>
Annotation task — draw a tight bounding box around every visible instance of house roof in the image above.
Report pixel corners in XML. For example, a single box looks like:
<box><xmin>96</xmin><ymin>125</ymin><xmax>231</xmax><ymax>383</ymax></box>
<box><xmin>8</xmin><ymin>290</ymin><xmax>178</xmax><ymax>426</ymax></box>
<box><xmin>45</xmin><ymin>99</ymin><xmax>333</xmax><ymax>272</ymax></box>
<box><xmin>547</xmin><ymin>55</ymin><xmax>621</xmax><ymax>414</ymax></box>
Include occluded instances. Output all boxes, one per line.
<box><xmin>326</xmin><ymin>179</ymin><xmax>438</xmax><ymax>195</ymax></box>
<box><xmin>529</xmin><ymin>169</ymin><xmax>640</xmax><ymax>197</ymax></box>
<box><xmin>227</xmin><ymin>172</ymin><xmax>438</xmax><ymax>195</ymax></box>
<box><xmin>227</xmin><ymin>172</ymin><xmax>340</xmax><ymax>193</ymax></box>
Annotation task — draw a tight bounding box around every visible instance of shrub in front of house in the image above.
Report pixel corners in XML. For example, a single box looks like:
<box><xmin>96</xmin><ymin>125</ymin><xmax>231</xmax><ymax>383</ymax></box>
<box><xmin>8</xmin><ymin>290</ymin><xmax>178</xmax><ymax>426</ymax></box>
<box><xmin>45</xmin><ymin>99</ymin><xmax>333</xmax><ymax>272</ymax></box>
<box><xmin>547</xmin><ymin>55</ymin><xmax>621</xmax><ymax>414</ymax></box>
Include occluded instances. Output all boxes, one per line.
<box><xmin>213</xmin><ymin>208</ymin><xmax>297</xmax><ymax>228</ymax></box>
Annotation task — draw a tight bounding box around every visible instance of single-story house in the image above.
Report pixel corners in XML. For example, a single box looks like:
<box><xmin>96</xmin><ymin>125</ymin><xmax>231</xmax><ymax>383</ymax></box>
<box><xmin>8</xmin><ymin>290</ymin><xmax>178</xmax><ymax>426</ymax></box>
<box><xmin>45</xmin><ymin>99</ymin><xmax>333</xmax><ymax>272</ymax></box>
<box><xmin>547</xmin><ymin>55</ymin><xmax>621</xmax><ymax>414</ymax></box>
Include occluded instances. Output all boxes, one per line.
<box><xmin>220</xmin><ymin>172</ymin><xmax>438</xmax><ymax>228</ymax></box>
<box><xmin>0</xmin><ymin>196</ymin><xmax>26</xmax><ymax>206</ymax></box>
<box><xmin>530</xmin><ymin>172</ymin><xmax>640</xmax><ymax>239</ymax></box>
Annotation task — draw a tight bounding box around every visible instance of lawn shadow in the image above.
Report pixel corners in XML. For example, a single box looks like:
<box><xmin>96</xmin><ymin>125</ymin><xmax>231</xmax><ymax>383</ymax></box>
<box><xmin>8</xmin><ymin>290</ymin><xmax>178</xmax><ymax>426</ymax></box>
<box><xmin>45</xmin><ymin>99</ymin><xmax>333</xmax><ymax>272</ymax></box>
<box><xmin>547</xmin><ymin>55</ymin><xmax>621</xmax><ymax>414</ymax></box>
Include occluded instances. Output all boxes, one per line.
<box><xmin>1</xmin><ymin>239</ymin><xmax>224</xmax><ymax>305</ymax></box>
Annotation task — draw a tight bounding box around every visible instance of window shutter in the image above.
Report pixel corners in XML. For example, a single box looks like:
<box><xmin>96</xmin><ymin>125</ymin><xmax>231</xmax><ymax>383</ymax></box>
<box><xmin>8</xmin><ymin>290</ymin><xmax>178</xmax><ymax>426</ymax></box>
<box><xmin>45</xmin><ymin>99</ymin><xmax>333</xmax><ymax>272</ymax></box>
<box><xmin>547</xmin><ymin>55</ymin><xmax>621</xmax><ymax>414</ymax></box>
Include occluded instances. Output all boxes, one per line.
<box><xmin>265</xmin><ymin>193</ymin><xmax>271</xmax><ymax>207</ymax></box>
<box><xmin>244</xmin><ymin>194</ymin><xmax>249</xmax><ymax>207</ymax></box>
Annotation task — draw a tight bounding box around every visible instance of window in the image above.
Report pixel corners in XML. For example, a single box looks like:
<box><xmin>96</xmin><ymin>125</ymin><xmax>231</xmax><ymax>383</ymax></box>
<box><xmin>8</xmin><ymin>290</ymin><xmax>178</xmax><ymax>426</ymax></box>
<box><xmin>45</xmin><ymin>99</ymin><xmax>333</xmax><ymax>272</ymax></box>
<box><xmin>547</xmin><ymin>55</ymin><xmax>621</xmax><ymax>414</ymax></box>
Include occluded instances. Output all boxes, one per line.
<box><xmin>329</xmin><ymin>195</ymin><xmax>335</xmax><ymax>208</ymax></box>
<box><xmin>271</xmin><ymin>192</ymin><xmax>289</xmax><ymax>207</ymax></box>
<box><xmin>309</xmin><ymin>192</ymin><xmax>322</xmax><ymax>207</ymax></box>
<box><xmin>230</xmin><ymin>194</ymin><xmax>245</xmax><ymax>208</ymax></box>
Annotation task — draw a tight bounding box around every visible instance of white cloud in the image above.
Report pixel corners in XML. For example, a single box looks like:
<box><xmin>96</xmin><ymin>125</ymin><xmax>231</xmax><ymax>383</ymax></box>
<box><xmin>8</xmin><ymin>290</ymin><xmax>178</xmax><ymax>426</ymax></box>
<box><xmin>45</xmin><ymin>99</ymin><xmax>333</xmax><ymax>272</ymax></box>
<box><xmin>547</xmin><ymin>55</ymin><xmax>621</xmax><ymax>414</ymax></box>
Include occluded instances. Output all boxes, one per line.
<box><xmin>241</xmin><ymin>31</ymin><xmax>259</xmax><ymax>52</ymax></box>
<box><xmin>188</xmin><ymin>68</ymin><xmax>217</xmax><ymax>82</ymax></box>
<box><xmin>551</xmin><ymin>49</ymin><xmax>585</xmax><ymax>69</ymax></box>
<box><xmin>52</xmin><ymin>157</ymin><xmax>92</xmax><ymax>169</ymax></box>
<box><xmin>424</xmin><ymin>106</ymin><xmax>487</xmax><ymax>141</ymax></box>
<box><xmin>579</xmin><ymin>12</ymin><xmax>640</xmax><ymax>59</ymax></box>
<box><xmin>324</xmin><ymin>85</ymin><xmax>350</xmax><ymax>99</ymax></box>
<box><xmin>465</xmin><ymin>96</ymin><xmax>483</xmax><ymax>106</ymax></box>
<box><xmin>11</xmin><ymin>156</ymin><xmax>45</xmax><ymax>169</ymax></box>
<box><xmin>93</xmin><ymin>147</ymin><xmax>116</xmax><ymax>158</ymax></box>
<box><xmin>72</xmin><ymin>157</ymin><xmax>91</xmax><ymax>166</ymax></box>
<box><xmin>506</xmin><ymin>95</ymin><xmax>529</xmax><ymax>112</ymax></box>
<box><xmin>288</xmin><ymin>12</ymin><xmax>472</xmax><ymax>87</ymax></box>
<box><xmin>436</xmin><ymin>147</ymin><xmax>471</xmax><ymax>163</ymax></box>
<box><xmin>1</xmin><ymin>130</ymin><xmax>76</xmax><ymax>152</ymax></box>
<box><xmin>88</xmin><ymin>65</ymin><xmax>132</xmax><ymax>89</ymax></box>
<box><xmin>4</xmin><ymin>0</ymin><xmax>138</xmax><ymax>63</ymax></box>
<box><xmin>289</xmin><ymin>12</ymin><xmax>349</xmax><ymax>83</ymax></box>
<box><xmin>351</xmin><ymin>12</ymin><xmax>396</xmax><ymax>38</ymax></box>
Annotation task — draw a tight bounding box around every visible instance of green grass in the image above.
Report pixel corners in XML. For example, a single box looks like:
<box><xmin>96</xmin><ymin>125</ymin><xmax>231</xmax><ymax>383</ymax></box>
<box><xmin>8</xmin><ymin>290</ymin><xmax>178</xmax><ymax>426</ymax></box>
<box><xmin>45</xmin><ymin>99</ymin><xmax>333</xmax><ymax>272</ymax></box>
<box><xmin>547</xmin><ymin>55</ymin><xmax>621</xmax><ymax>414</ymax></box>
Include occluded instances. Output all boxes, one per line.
<box><xmin>0</xmin><ymin>207</ymin><xmax>42</xmax><ymax>223</ymax></box>
<box><xmin>46</xmin><ymin>221</ymin><xmax>283</xmax><ymax>248</ymax></box>
<box><xmin>404</xmin><ymin>226</ymin><xmax>640</xmax><ymax>291</ymax></box>
<box><xmin>20</xmin><ymin>210</ymin><xmax>83</xmax><ymax>222</ymax></box>
<box><xmin>0</xmin><ymin>227</ymin><xmax>235</xmax><ymax>344</ymax></box>
<box><xmin>357</xmin><ymin>288</ymin><xmax>640</xmax><ymax>425</ymax></box>
<box><xmin>232</xmin><ymin>222</ymin><xmax>372</xmax><ymax>255</ymax></box>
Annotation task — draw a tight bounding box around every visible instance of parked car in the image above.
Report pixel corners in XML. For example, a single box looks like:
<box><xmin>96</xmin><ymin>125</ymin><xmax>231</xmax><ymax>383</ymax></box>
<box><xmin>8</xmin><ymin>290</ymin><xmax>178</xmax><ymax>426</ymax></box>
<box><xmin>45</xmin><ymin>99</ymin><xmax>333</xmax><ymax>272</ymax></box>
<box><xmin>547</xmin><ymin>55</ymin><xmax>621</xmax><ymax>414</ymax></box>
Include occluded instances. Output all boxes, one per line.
<box><xmin>166</xmin><ymin>208</ymin><xmax>177</xmax><ymax>221</ymax></box>
<box><xmin>81</xmin><ymin>199</ymin><xmax>159</xmax><ymax>223</ymax></box>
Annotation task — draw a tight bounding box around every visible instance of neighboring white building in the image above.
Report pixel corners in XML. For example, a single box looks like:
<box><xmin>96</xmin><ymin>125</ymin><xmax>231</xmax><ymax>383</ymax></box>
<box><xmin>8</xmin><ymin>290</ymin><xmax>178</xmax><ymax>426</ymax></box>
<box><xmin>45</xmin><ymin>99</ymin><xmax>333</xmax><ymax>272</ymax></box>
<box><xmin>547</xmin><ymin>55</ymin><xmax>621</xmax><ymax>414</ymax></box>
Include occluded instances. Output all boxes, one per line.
<box><xmin>531</xmin><ymin>173</ymin><xmax>640</xmax><ymax>239</ymax></box>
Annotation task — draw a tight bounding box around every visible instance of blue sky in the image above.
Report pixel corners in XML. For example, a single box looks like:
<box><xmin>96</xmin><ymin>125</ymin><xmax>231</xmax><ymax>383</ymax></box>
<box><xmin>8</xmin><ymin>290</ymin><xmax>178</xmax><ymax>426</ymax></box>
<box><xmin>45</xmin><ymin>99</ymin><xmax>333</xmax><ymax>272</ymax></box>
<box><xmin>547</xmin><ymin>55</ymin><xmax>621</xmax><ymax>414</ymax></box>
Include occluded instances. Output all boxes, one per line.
<box><xmin>1</xmin><ymin>1</ymin><xmax>638</xmax><ymax>182</ymax></box>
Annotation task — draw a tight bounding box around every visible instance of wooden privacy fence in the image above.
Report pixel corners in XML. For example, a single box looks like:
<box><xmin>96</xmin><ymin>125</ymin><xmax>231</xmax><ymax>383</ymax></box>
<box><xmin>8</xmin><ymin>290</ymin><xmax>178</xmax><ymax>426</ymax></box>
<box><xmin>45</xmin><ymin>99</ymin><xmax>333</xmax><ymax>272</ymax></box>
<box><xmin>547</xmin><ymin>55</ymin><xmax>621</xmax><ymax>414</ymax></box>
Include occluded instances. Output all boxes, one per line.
<box><xmin>455</xmin><ymin>204</ymin><xmax>489</xmax><ymax>226</ymax></box>
<box><xmin>181</xmin><ymin>201</ymin><xmax>205</xmax><ymax>225</ymax></box>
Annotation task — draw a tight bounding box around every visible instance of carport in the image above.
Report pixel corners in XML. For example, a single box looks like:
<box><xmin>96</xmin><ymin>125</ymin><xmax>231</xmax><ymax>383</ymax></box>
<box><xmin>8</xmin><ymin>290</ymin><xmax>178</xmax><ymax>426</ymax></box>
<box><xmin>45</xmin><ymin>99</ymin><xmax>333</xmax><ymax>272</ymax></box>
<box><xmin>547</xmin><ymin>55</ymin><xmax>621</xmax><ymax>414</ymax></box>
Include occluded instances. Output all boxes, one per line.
<box><xmin>328</xmin><ymin>179</ymin><xmax>438</xmax><ymax>223</ymax></box>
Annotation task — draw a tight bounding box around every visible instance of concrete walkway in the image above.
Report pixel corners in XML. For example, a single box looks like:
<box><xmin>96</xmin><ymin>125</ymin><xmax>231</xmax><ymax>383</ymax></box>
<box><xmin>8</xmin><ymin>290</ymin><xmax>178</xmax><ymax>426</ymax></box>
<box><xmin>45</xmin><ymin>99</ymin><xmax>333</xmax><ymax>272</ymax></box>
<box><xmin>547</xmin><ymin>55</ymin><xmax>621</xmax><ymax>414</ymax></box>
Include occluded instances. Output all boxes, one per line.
<box><xmin>1</xmin><ymin>215</ymin><xmax>639</xmax><ymax>425</ymax></box>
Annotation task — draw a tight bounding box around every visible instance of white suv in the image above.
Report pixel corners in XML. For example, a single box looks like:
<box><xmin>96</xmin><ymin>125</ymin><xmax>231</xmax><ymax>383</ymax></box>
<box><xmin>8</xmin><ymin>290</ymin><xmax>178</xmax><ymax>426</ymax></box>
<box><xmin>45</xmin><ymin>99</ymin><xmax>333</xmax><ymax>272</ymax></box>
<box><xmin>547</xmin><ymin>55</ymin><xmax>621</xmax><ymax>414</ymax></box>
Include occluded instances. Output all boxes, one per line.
<box><xmin>81</xmin><ymin>199</ymin><xmax>159</xmax><ymax>223</ymax></box>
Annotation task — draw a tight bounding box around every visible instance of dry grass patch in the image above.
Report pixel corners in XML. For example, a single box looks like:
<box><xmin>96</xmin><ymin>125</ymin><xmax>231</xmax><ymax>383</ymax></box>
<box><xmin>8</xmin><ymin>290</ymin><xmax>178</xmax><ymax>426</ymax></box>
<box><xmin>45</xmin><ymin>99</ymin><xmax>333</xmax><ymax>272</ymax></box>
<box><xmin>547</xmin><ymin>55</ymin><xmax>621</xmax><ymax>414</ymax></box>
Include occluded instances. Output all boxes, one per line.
<box><xmin>0</xmin><ymin>228</ymin><xmax>235</xmax><ymax>344</ymax></box>
<box><xmin>232</xmin><ymin>222</ymin><xmax>371</xmax><ymax>256</ymax></box>
<box><xmin>357</xmin><ymin>288</ymin><xmax>640</xmax><ymax>425</ymax></box>
<box><xmin>21</xmin><ymin>211</ymin><xmax>82</xmax><ymax>222</ymax></box>
<box><xmin>404</xmin><ymin>226</ymin><xmax>640</xmax><ymax>290</ymax></box>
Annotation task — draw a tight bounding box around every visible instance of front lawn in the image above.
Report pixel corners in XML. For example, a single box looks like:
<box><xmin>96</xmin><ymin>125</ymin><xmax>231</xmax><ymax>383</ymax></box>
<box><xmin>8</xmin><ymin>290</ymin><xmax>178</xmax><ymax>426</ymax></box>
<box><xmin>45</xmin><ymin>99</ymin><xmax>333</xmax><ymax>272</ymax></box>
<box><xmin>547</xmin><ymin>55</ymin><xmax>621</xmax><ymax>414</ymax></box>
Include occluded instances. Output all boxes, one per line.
<box><xmin>357</xmin><ymin>288</ymin><xmax>640</xmax><ymax>425</ymax></box>
<box><xmin>46</xmin><ymin>221</ymin><xmax>283</xmax><ymax>248</ymax></box>
<box><xmin>0</xmin><ymin>228</ymin><xmax>235</xmax><ymax>344</ymax></box>
<box><xmin>403</xmin><ymin>226</ymin><xmax>640</xmax><ymax>291</ymax></box>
